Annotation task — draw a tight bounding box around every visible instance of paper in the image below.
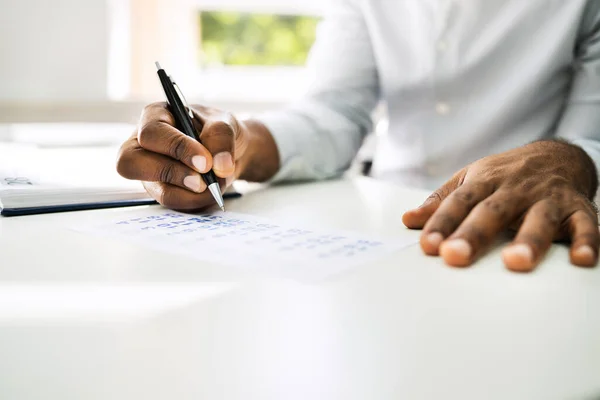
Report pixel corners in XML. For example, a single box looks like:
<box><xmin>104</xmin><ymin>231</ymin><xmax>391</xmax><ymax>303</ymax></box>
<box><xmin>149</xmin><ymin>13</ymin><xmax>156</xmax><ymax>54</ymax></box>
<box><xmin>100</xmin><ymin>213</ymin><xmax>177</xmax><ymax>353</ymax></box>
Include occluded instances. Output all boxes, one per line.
<box><xmin>74</xmin><ymin>209</ymin><xmax>415</xmax><ymax>281</ymax></box>
<box><xmin>0</xmin><ymin>144</ymin><xmax>151</xmax><ymax>210</ymax></box>
<box><xmin>0</xmin><ymin>144</ymin><xmax>145</xmax><ymax>191</ymax></box>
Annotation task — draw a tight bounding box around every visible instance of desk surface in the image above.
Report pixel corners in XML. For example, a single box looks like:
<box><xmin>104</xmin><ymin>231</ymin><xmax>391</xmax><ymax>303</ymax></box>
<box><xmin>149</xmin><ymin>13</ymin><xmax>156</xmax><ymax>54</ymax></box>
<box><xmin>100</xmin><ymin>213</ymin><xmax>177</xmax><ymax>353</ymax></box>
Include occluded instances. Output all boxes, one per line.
<box><xmin>0</xmin><ymin>177</ymin><xmax>599</xmax><ymax>400</ymax></box>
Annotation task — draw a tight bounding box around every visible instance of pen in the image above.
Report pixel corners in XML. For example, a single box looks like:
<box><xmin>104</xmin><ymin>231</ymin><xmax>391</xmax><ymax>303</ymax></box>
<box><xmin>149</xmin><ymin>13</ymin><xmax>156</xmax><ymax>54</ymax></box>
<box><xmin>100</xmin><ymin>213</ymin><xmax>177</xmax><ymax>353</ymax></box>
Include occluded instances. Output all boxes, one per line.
<box><xmin>155</xmin><ymin>62</ymin><xmax>225</xmax><ymax>211</ymax></box>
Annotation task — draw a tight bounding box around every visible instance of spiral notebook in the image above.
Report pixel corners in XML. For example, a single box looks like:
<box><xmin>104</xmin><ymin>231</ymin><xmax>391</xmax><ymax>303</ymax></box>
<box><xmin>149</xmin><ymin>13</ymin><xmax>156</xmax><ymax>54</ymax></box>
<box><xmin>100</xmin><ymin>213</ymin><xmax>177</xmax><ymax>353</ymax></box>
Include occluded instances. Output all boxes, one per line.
<box><xmin>0</xmin><ymin>143</ymin><xmax>239</xmax><ymax>217</ymax></box>
<box><xmin>0</xmin><ymin>143</ymin><xmax>154</xmax><ymax>216</ymax></box>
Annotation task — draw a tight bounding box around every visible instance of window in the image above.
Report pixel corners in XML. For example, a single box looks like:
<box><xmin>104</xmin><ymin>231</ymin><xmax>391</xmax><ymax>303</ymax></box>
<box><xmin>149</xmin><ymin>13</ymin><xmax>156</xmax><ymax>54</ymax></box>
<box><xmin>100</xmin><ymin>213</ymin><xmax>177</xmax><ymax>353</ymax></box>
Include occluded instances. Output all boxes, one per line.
<box><xmin>192</xmin><ymin>5</ymin><xmax>322</xmax><ymax>105</ymax></box>
<box><xmin>112</xmin><ymin>0</ymin><xmax>324</xmax><ymax>109</ymax></box>
<box><xmin>199</xmin><ymin>12</ymin><xmax>319</xmax><ymax>67</ymax></box>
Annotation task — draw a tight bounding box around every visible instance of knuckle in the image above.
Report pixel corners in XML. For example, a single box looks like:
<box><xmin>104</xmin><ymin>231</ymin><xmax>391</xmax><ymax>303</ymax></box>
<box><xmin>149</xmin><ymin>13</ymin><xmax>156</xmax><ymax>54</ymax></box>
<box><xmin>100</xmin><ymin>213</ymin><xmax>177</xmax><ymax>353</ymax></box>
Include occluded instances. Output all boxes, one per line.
<box><xmin>142</xmin><ymin>102</ymin><xmax>167</xmax><ymax>115</ymax></box>
<box><xmin>425</xmin><ymin>213</ymin><xmax>460</xmax><ymax>236</ymax></box>
<box><xmin>115</xmin><ymin>141</ymin><xmax>137</xmax><ymax>177</ymax></box>
<box><xmin>588</xmin><ymin>206</ymin><xmax>600</xmax><ymax>222</ymax></box>
<box><xmin>426</xmin><ymin>191</ymin><xmax>443</xmax><ymax>204</ymax></box>
<box><xmin>481</xmin><ymin>198</ymin><xmax>507</xmax><ymax>219</ymax></box>
<box><xmin>452</xmin><ymin>189</ymin><xmax>476</xmax><ymax>205</ymax></box>
<box><xmin>545</xmin><ymin>177</ymin><xmax>570</xmax><ymax>192</ymax></box>
<box><xmin>548</xmin><ymin>191</ymin><xmax>565</xmax><ymax>203</ymax></box>
<box><xmin>203</xmin><ymin>119</ymin><xmax>235</xmax><ymax>140</ymax></box>
<box><xmin>168</xmin><ymin>134</ymin><xmax>189</xmax><ymax>160</ymax></box>
<box><xmin>143</xmin><ymin>182</ymin><xmax>168</xmax><ymax>206</ymax></box>
<box><xmin>115</xmin><ymin>155</ymin><xmax>129</xmax><ymax>177</ymax></box>
<box><xmin>518</xmin><ymin>177</ymin><xmax>538</xmax><ymax>192</ymax></box>
<box><xmin>190</xmin><ymin>104</ymin><xmax>211</xmax><ymax>115</ymax></box>
<box><xmin>572</xmin><ymin>196</ymin><xmax>590</xmax><ymax>211</ymax></box>
<box><xmin>559</xmin><ymin>195</ymin><xmax>593</xmax><ymax>218</ymax></box>
<box><xmin>156</xmin><ymin>188</ymin><xmax>167</xmax><ymax>206</ymax></box>
<box><xmin>115</xmin><ymin>157</ymin><xmax>128</xmax><ymax>177</ymax></box>
<box><xmin>520</xmin><ymin>156</ymin><xmax>544</xmax><ymax>172</ymax></box>
<box><xmin>137</xmin><ymin>120</ymin><xmax>162</xmax><ymax>146</ymax></box>
<box><xmin>159</xmin><ymin>163</ymin><xmax>177</xmax><ymax>184</ymax></box>
<box><xmin>529</xmin><ymin>199</ymin><xmax>563</xmax><ymax>225</ymax></box>
<box><xmin>155</xmin><ymin>186</ymin><xmax>179</xmax><ymax>209</ymax></box>
<box><xmin>159</xmin><ymin>192</ymin><xmax>177</xmax><ymax>209</ymax></box>
<box><xmin>542</xmin><ymin>209</ymin><xmax>561</xmax><ymax>225</ymax></box>
<box><xmin>473</xmin><ymin>166</ymin><xmax>502</xmax><ymax>183</ymax></box>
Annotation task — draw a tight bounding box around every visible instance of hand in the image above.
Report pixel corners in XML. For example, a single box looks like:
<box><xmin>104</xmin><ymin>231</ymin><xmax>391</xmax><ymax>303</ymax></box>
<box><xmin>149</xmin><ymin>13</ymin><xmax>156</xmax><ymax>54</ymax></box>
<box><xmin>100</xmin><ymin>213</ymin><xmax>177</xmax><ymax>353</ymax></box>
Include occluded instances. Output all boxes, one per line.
<box><xmin>116</xmin><ymin>102</ymin><xmax>279</xmax><ymax>211</ymax></box>
<box><xmin>402</xmin><ymin>140</ymin><xmax>599</xmax><ymax>271</ymax></box>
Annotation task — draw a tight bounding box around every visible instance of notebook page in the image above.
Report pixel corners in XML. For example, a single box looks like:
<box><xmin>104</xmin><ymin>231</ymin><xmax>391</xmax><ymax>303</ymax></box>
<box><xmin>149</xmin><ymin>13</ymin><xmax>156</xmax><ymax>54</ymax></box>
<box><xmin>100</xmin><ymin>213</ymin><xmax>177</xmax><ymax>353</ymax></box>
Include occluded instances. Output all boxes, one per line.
<box><xmin>0</xmin><ymin>144</ymin><xmax>150</xmax><ymax>208</ymax></box>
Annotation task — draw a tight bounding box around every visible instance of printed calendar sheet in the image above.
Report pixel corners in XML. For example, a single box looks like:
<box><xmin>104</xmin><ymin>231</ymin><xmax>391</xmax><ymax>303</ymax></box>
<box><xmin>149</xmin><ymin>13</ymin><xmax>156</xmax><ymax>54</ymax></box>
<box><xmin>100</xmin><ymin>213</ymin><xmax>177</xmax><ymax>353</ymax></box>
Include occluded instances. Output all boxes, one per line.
<box><xmin>74</xmin><ymin>209</ymin><xmax>415</xmax><ymax>281</ymax></box>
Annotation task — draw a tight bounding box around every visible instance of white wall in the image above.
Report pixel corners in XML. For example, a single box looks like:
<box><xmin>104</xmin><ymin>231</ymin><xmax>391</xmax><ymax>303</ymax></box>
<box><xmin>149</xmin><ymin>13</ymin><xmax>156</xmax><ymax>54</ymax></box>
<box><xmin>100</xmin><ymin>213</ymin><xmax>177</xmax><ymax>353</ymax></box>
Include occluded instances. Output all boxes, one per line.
<box><xmin>0</xmin><ymin>0</ymin><xmax>109</xmax><ymax>101</ymax></box>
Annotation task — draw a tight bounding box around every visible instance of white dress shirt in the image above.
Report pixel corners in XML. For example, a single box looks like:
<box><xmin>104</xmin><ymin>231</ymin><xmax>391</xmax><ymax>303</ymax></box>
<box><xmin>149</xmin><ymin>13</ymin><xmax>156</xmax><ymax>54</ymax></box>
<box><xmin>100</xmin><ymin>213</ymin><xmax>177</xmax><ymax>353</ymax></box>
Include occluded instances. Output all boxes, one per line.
<box><xmin>259</xmin><ymin>0</ymin><xmax>600</xmax><ymax>191</ymax></box>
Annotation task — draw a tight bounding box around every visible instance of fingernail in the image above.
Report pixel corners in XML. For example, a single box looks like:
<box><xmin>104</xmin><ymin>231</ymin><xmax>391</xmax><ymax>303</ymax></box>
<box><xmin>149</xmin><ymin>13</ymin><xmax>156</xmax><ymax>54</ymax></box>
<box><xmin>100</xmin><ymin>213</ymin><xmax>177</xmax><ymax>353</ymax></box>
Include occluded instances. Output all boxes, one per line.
<box><xmin>183</xmin><ymin>175</ymin><xmax>203</xmax><ymax>192</ymax></box>
<box><xmin>192</xmin><ymin>155</ymin><xmax>207</xmax><ymax>172</ymax></box>
<box><xmin>225</xmin><ymin>176</ymin><xmax>234</xmax><ymax>187</ymax></box>
<box><xmin>573</xmin><ymin>245</ymin><xmax>595</xmax><ymax>263</ymax></box>
<box><xmin>213</xmin><ymin>152</ymin><xmax>233</xmax><ymax>172</ymax></box>
<box><xmin>503</xmin><ymin>244</ymin><xmax>534</xmax><ymax>264</ymax></box>
<box><xmin>425</xmin><ymin>232</ymin><xmax>444</xmax><ymax>248</ymax></box>
<box><xmin>440</xmin><ymin>239</ymin><xmax>472</xmax><ymax>260</ymax></box>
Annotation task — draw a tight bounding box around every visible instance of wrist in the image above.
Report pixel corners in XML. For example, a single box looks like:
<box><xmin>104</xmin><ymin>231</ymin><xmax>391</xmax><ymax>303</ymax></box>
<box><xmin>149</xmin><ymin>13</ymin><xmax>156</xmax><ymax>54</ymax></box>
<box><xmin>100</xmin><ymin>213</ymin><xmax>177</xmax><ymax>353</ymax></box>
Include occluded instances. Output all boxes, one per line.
<box><xmin>236</xmin><ymin>118</ymin><xmax>280</xmax><ymax>182</ymax></box>
<box><xmin>567</xmin><ymin>141</ymin><xmax>599</xmax><ymax>200</ymax></box>
<box><xmin>539</xmin><ymin>139</ymin><xmax>598</xmax><ymax>199</ymax></box>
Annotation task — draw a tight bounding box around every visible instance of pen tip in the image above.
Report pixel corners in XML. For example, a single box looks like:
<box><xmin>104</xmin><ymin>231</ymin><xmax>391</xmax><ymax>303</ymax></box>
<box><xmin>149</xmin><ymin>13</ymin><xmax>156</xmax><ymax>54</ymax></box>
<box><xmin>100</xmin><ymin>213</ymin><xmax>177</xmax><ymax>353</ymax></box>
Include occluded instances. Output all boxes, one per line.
<box><xmin>220</xmin><ymin>206</ymin><xmax>225</xmax><ymax>212</ymax></box>
<box><xmin>155</xmin><ymin>61</ymin><xmax>162</xmax><ymax>70</ymax></box>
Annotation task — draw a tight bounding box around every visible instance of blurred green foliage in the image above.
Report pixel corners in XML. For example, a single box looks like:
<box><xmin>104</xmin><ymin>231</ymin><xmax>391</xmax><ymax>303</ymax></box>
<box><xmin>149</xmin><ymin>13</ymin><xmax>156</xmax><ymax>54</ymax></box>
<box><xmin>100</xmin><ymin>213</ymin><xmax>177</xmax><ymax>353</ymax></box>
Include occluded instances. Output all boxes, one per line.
<box><xmin>199</xmin><ymin>12</ymin><xmax>320</xmax><ymax>66</ymax></box>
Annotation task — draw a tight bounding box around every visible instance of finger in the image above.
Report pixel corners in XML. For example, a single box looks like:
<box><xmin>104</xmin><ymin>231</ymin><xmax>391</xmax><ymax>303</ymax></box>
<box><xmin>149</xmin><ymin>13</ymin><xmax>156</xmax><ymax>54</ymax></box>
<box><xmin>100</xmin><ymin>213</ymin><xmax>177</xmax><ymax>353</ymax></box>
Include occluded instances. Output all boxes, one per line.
<box><xmin>418</xmin><ymin>181</ymin><xmax>494</xmax><ymax>256</ymax></box>
<box><xmin>566</xmin><ymin>209</ymin><xmax>599</xmax><ymax>267</ymax></box>
<box><xmin>143</xmin><ymin>180</ymin><xmax>226</xmax><ymax>211</ymax></box>
<box><xmin>402</xmin><ymin>171</ymin><xmax>464</xmax><ymax>229</ymax></box>
<box><xmin>137</xmin><ymin>103</ymin><xmax>213</xmax><ymax>174</ymax></box>
<box><xmin>499</xmin><ymin>199</ymin><xmax>562</xmax><ymax>272</ymax></box>
<box><xmin>197</xmin><ymin>115</ymin><xmax>237</xmax><ymax>178</ymax></box>
<box><xmin>439</xmin><ymin>189</ymin><xmax>525</xmax><ymax>267</ymax></box>
<box><xmin>116</xmin><ymin>147</ymin><xmax>207</xmax><ymax>193</ymax></box>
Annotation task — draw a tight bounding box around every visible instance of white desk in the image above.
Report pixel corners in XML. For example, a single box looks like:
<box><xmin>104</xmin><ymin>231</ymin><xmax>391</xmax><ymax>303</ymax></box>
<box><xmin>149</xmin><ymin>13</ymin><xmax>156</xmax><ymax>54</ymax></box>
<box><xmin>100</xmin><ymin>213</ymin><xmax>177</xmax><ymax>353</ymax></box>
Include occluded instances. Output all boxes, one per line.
<box><xmin>0</xmin><ymin>177</ymin><xmax>599</xmax><ymax>400</ymax></box>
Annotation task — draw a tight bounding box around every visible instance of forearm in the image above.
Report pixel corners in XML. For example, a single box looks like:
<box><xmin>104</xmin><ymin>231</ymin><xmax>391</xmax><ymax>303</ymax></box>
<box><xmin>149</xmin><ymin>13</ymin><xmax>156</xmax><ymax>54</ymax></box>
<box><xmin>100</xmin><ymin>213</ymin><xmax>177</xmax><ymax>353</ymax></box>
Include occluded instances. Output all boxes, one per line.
<box><xmin>243</xmin><ymin>0</ymin><xmax>378</xmax><ymax>183</ymax></box>
<box><xmin>553</xmin><ymin>5</ymin><xmax>600</xmax><ymax>200</ymax></box>
<box><xmin>237</xmin><ymin>119</ymin><xmax>280</xmax><ymax>182</ymax></box>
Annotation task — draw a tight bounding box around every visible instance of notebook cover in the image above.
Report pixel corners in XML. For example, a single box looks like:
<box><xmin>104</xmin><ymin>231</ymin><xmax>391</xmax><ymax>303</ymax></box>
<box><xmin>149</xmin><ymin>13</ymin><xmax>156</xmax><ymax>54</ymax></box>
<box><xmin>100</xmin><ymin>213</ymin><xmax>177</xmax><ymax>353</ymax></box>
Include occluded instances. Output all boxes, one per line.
<box><xmin>0</xmin><ymin>192</ymin><xmax>242</xmax><ymax>216</ymax></box>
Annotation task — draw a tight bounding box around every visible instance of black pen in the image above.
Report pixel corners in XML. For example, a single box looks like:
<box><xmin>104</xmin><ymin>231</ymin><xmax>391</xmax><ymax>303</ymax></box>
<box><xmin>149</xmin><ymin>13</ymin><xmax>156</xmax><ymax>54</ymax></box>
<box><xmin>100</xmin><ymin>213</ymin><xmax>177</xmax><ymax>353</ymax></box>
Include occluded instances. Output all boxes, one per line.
<box><xmin>155</xmin><ymin>62</ymin><xmax>225</xmax><ymax>211</ymax></box>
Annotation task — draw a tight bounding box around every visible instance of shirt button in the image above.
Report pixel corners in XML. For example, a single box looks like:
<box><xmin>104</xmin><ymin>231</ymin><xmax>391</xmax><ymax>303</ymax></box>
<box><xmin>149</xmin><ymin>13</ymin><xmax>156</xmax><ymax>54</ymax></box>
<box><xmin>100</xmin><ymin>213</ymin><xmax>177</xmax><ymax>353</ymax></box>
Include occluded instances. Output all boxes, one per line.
<box><xmin>435</xmin><ymin>102</ymin><xmax>451</xmax><ymax>115</ymax></box>
<box><xmin>437</xmin><ymin>40</ymin><xmax>448</xmax><ymax>52</ymax></box>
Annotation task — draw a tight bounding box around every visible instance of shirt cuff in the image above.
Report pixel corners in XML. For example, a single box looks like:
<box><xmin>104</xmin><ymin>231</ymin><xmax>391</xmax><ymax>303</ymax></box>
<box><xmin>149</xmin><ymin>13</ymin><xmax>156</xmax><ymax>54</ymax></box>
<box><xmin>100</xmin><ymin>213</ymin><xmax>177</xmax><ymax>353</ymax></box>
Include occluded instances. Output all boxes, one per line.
<box><xmin>257</xmin><ymin>111</ymin><xmax>310</xmax><ymax>184</ymax></box>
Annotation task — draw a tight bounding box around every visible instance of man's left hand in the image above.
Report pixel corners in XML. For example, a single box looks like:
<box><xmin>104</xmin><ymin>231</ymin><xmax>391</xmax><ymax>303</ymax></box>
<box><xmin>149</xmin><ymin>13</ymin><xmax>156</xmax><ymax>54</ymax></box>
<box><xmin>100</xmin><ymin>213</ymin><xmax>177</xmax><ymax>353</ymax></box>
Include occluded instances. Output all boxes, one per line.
<box><xmin>402</xmin><ymin>140</ymin><xmax>599</xmax><ymax>271</ymax></box>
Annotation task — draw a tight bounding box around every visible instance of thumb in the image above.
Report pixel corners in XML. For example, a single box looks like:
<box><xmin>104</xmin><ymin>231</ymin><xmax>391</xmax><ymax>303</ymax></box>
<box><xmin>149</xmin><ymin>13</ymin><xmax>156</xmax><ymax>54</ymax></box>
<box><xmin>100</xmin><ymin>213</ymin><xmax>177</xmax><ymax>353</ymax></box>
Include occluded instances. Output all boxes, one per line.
<box><xmin>194</xmin><ymin>107</ymin><xmax>238</xmax><ymax>178</ymax></box>
<box><xmin>402</xmin><ymin>170</ymin><xmax>464</xmax><ymax>229</ymax></box>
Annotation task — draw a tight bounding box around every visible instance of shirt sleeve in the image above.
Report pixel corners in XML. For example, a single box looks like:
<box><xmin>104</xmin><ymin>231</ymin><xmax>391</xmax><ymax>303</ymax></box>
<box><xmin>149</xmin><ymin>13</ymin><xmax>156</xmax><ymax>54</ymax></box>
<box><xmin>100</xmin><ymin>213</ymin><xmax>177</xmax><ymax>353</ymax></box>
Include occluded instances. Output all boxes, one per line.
<box><xmin>258</xmin><ymin>0</ymin><xmax>380</xmax><ymax>182</ymax></box>
<box><xmin>555</xmin><ymin>3</ymin><xmax>600</xmax><ymax>187</ymax></box>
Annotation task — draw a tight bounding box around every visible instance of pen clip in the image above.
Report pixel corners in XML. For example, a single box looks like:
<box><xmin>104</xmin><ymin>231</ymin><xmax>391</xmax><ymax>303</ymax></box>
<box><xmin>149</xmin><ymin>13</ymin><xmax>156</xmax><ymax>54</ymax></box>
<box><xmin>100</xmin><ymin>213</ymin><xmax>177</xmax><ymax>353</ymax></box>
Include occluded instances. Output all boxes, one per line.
<box><xmin>170</xmin><ymin>77</ymin><xmax>195</xmax><ymax>120</ymax></box>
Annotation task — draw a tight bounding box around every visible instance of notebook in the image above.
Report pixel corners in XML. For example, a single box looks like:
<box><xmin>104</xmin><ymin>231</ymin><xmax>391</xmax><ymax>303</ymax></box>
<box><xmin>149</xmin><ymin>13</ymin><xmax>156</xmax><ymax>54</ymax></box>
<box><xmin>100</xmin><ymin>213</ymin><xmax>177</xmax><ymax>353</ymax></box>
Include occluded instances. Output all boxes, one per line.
<box><xmin>0</xmin><ymin>143</ymin><xmax>239</xmax><ymax>216</ymax></box>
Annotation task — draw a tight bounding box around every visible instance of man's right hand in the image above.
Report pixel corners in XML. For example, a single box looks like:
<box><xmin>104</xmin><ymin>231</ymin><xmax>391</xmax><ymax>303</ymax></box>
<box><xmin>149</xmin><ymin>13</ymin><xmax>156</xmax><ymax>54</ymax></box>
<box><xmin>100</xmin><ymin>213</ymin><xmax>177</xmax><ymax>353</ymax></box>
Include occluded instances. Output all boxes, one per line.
<box><xmin>116</xmin><ymin>102</ymin><xmax>279</xmax><ymax>211</ymax></box>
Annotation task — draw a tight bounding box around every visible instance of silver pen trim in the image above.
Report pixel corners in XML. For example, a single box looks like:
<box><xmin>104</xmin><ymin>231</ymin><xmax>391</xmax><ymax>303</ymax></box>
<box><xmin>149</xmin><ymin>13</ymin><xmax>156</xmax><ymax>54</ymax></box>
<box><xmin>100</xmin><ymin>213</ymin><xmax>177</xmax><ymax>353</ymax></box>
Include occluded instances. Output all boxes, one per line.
<box><xmin>208</xmin><ymin>182</ymin><xmax>225</xmax><ymax>211</ymax></box>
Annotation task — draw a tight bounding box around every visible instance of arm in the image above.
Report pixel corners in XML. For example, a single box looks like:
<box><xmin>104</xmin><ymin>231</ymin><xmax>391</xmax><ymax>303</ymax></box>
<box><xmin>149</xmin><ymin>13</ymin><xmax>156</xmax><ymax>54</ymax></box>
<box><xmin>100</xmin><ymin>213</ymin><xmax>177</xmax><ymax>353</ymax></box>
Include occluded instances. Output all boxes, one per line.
<box><xmin>400</xmin><ymin>5</ymin><xmax>600</xmax><ymax>271</ymax></box>
<box><xmin>256</xmin><ymin>0</ymin><xmax>380</xmax><ymax>182</ymax></box>
<box><xmin>554</xmin><ymin>1</ymin><xmax>600</xmax><ymax>198</ymax></box>
<box><xmin>115</xmin><ymin>0</ymin><xmax>379</xmax><ymax>211</ymax></box>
